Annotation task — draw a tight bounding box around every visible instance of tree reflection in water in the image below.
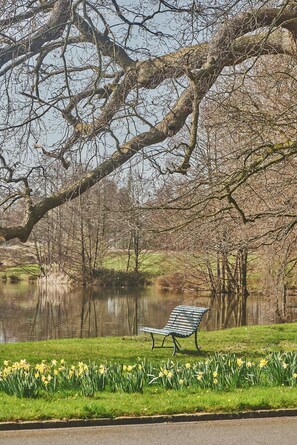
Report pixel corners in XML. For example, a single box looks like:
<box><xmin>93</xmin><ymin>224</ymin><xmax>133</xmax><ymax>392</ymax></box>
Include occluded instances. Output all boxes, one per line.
<box><xmin>0</xmin><ymin>282</ymin><xmax>296</xmax><ymax>343</ymax></box>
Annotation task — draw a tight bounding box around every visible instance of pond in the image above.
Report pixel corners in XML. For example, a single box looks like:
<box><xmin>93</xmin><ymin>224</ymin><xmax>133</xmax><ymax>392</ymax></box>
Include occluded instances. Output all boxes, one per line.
<box><xmin>0</xmin><ymin>281</ymin><xmax>295</xmax><ymax>343</ymax></box>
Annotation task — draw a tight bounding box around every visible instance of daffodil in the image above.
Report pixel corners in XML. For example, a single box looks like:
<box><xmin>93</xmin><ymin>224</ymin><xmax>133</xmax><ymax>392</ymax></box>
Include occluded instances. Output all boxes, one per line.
<box><xmin>2</xmin><ymin>366</ymin><xmax>12</xmax><ymax>377</ymax></box>
<box><xmin>159</xmin><ymin>367</ymin><xmax>168</xmax><ymax>377</ymax></box>
<box><xmin>185</xmin><ymin>363</ymin><xmax>191</xmax><ymax>369</ymax></box>
<box><xmin>197</xmin><ymin>372</ymin><xmax>204</xmax><ymax>381</ymax></box>
<box><xmin>236</xmin><ymin>358</ymin><xmax>244</xmax><ymax>367</ymax></box>
<box><xmin>259</xmin><ymin>359</ymin><xmax>267</xmax><ymax>369</ymax></box>
<box><xmin>35</xmin><ymin>363</ymin><xmax>46</xmax><ymax>374</ymax></box>
<box><xmin>12</xmin><ymin>362</ymin><xmax>21</xmax><ymax>370</ymax></box>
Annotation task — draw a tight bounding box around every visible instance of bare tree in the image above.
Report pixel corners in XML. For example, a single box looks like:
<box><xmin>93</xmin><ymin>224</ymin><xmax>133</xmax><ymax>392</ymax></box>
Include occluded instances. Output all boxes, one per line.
<box><xmin>31</xmin><ymin>176</ymin><xmax>120</xmax><ymax>281</ymax></box>
<box><xmin>1</xmin><ymin>1</ymin><xmax>297</xmax><ymax>242</ymax></box>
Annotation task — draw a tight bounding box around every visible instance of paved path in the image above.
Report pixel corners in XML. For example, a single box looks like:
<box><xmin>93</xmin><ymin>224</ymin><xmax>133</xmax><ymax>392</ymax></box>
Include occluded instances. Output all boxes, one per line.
<box><xmin>0</xmin><ymin>416</ymin><xmax>296</xmax><ymax>445</ymax></box>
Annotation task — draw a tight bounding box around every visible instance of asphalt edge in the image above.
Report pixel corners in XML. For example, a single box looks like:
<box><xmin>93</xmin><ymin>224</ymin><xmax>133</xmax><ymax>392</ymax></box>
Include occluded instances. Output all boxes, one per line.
<box><xmin>1</xmin><ymin>409</ymin><xmax>297</xmax><ymax>431</ymax></box>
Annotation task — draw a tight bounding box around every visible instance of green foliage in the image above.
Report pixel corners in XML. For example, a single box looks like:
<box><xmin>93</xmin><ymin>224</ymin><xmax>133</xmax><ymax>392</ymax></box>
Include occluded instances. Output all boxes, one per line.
<box><xmin>265</xmin><ymin>352</ymin><xmax>297</xmax><ymax>386</ymax></box>
<box><xmin>1</xmin><ymin>353</ymin><xmax>296</xmax><ymax>399</ymax></box>
<box><xmin>0</xmin><ymin>360</ymin><xmax>39</xmax><ymax>398</ymax></box>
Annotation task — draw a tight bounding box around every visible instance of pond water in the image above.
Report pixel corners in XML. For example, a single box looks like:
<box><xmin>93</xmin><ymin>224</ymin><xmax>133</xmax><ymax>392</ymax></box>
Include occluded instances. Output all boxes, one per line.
<box><xmin>0</xmin><ymin>281</ymin><xmax>295</xmax><ymax>343</ymax></box>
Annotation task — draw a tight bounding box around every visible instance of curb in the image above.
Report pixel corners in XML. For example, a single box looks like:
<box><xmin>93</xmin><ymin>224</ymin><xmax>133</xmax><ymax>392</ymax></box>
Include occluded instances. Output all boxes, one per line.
<box><xmin>1</xmin><ymin>409</ymin><xmax>297</xmax><ymax>431</ymax></box>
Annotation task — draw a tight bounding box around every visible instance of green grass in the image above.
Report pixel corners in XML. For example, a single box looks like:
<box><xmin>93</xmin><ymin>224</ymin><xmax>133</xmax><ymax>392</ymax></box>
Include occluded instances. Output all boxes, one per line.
<box><xmin>0</xmin><ymin>264</ymin><xmax>40</xmax><ymax>281</ymax></box>
<box><xmin>0</xmin><ymin>387</ymin><xmax>297</xmax><ymax>421</ymax></box>
<box><xmin>1</xmin><ymin>323</ymin><xmax>296</xmax><ymax>364</ymax></box>
<box><xmin>0</xmin><ymin>252</ymin><xmax>177</xmax><ymax>282</ymax></box>
<box><xmin>0</xmin><ymin>323</ymin><xmax>297</xmax><ymax>363</ymax></box>
<box><xmin>0</xmin><ymin>323</ymin><xmax>296</xmax><ymax>422</ymax></box>
<box><xmin>103</xmin><ymin>252</ymin><xmax>179</xmax><ymax>277</ymax></box>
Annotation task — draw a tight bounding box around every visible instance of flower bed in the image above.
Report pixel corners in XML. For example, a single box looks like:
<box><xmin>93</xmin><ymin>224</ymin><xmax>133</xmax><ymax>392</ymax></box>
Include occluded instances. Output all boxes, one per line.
<box><xmin>0</xmin><ymin>352</ymin><xmax>296</xmax><ymax>398</ymax></box>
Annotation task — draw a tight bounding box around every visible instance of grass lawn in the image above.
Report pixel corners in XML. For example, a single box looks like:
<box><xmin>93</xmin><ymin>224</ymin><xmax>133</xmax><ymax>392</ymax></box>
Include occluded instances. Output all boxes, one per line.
<box><xmin>0</xmin><ymin>264</ymin><xmax>40</xmax><ymax>281</ymax></box>
<box><xmin>103</xmin><ymin>251</ymin><xmax>179</xmax><ymax>277</ymax></box>
<box><xmin>0</xmin><ymin>322</ymin><xmax>296</xmax><ymax>422</ymax></box>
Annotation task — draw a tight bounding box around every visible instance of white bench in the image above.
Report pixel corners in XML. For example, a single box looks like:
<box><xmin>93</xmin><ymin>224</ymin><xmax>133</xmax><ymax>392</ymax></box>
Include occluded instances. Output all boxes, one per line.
<box><xmin>141</xmin><ymin>305</ymin><xmax>209</xmax><ymax>355</ymax></box>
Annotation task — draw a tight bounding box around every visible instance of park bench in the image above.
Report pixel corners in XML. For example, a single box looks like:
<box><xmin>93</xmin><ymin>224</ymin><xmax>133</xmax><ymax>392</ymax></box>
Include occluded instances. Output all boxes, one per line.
<box><xmin>140</xmin><ymin>305</ymin><xmax>209</xmax><ymax>355</ymax></box>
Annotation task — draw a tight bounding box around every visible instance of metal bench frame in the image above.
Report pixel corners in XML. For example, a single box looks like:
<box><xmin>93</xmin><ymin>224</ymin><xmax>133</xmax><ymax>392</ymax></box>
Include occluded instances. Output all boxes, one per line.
<box><xmin>140</xmin><ymin>305</ymin><xmax>209</xmax><ymax>355</ymax></box>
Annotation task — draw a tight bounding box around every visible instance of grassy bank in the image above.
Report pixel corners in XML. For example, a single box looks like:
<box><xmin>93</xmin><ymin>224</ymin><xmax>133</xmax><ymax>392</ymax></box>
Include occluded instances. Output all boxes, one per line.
<box><xmin>0</xmin><ymin>323</ymin><xmax>296</xmax><ymax>422</ymax></box>
<box><xmin>1</xmin><ymin>323</ymin><xmax>296</xmax><ymax>363</ymax></box>
<box><xmin>0</xmin><ymin>264</ymin><xmax>39</xmax><ymax>282</ymax></box>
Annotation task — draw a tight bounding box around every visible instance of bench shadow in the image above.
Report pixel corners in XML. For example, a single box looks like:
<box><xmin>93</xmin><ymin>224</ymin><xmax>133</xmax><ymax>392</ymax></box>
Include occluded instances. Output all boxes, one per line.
<box><xmin>175</xmin><ymin>349</ymin><xmax>209</xmax><ymax>357</ymax></box>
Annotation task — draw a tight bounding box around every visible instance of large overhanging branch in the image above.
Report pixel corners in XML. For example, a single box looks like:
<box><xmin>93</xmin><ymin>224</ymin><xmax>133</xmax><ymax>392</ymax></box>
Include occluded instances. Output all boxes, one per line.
<box><xmin>1</xmin><ymin>3</ymin><xmax>297</xmax><ymax>242</ymax></box>
<box><xmin>57</xmin><ymin>27</ymin><xmax>295</xmax><ymax>159</ymax></box>
<box><xmin>0</xmin><ymin>0</ymin><xmax>71</xmax><ymax>70</ymax></box>
<box><xmin>72</xmin><ymin>11</ymin><xmax>134</xmax><ymax>70</ymax></box>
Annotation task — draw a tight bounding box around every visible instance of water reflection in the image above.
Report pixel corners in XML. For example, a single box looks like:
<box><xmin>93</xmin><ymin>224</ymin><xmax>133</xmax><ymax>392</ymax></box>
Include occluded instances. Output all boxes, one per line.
<box><xmin>0</xmin><ymin>281</ymin><xmax>293</xmax><ymax>343</ymax></box>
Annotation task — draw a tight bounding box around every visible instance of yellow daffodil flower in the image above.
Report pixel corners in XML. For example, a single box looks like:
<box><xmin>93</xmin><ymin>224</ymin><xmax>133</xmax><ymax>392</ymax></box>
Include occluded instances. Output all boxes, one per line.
<box><xmin>259</xmin><ymin>359</ymin><xmax>268</xmax><ymax>369</ymax></box>
<box><xmin>236</xmin><ymin>358</ymin><xmax>244</xmax><ymax>367</ymax></box>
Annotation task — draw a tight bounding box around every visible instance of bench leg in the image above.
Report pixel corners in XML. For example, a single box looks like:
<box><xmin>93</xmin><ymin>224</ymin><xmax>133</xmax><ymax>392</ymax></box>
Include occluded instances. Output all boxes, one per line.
<box><xmin>150</xmin><ymin>333</ymin><xmax>155</xmax><ymax>350</ymax></box>
<box><xmin>171</xmin><ymin>335</ymin><xmax>182</xmax><ymax>355</ymax></box>
<box><xmin>149</xmin><ymin>334</ymin><xmax>171</xmax><ymax>351</ymax></box>
<box><xmin>194</xmin><ymin>330</ymin><xmax>200</xmax><ymax>351</ymax></box>
<box><xmin>161</xmin><ymin>336</ymin><xmax>169</xmax><ymax>348</ymax></box>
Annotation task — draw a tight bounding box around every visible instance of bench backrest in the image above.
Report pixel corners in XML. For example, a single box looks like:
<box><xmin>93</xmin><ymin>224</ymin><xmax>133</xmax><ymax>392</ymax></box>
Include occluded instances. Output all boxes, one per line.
<box><xmin>164</xmin><ymin>305</ymin><xmax>209</xmax><ymax>335</ymax></box>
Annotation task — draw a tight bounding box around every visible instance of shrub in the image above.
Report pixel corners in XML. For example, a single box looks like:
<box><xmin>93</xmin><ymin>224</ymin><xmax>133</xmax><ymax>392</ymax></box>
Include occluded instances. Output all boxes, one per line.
<box><xmin>93</xmin><ymin>268</ymin><xmax>146</xmax><ymax>287</ymax></box>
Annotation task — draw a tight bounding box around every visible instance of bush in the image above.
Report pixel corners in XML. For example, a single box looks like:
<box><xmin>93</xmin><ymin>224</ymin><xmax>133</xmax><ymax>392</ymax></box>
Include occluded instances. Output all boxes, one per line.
<box><xmin>155</xmin><ymin>272</ymin><xmax>185</xmax><ymax>291</ymax></box>
<box><xmin>93</xmin><ymin>268</ymin><xmax>146</xmax><ymax>287</ymax></box>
